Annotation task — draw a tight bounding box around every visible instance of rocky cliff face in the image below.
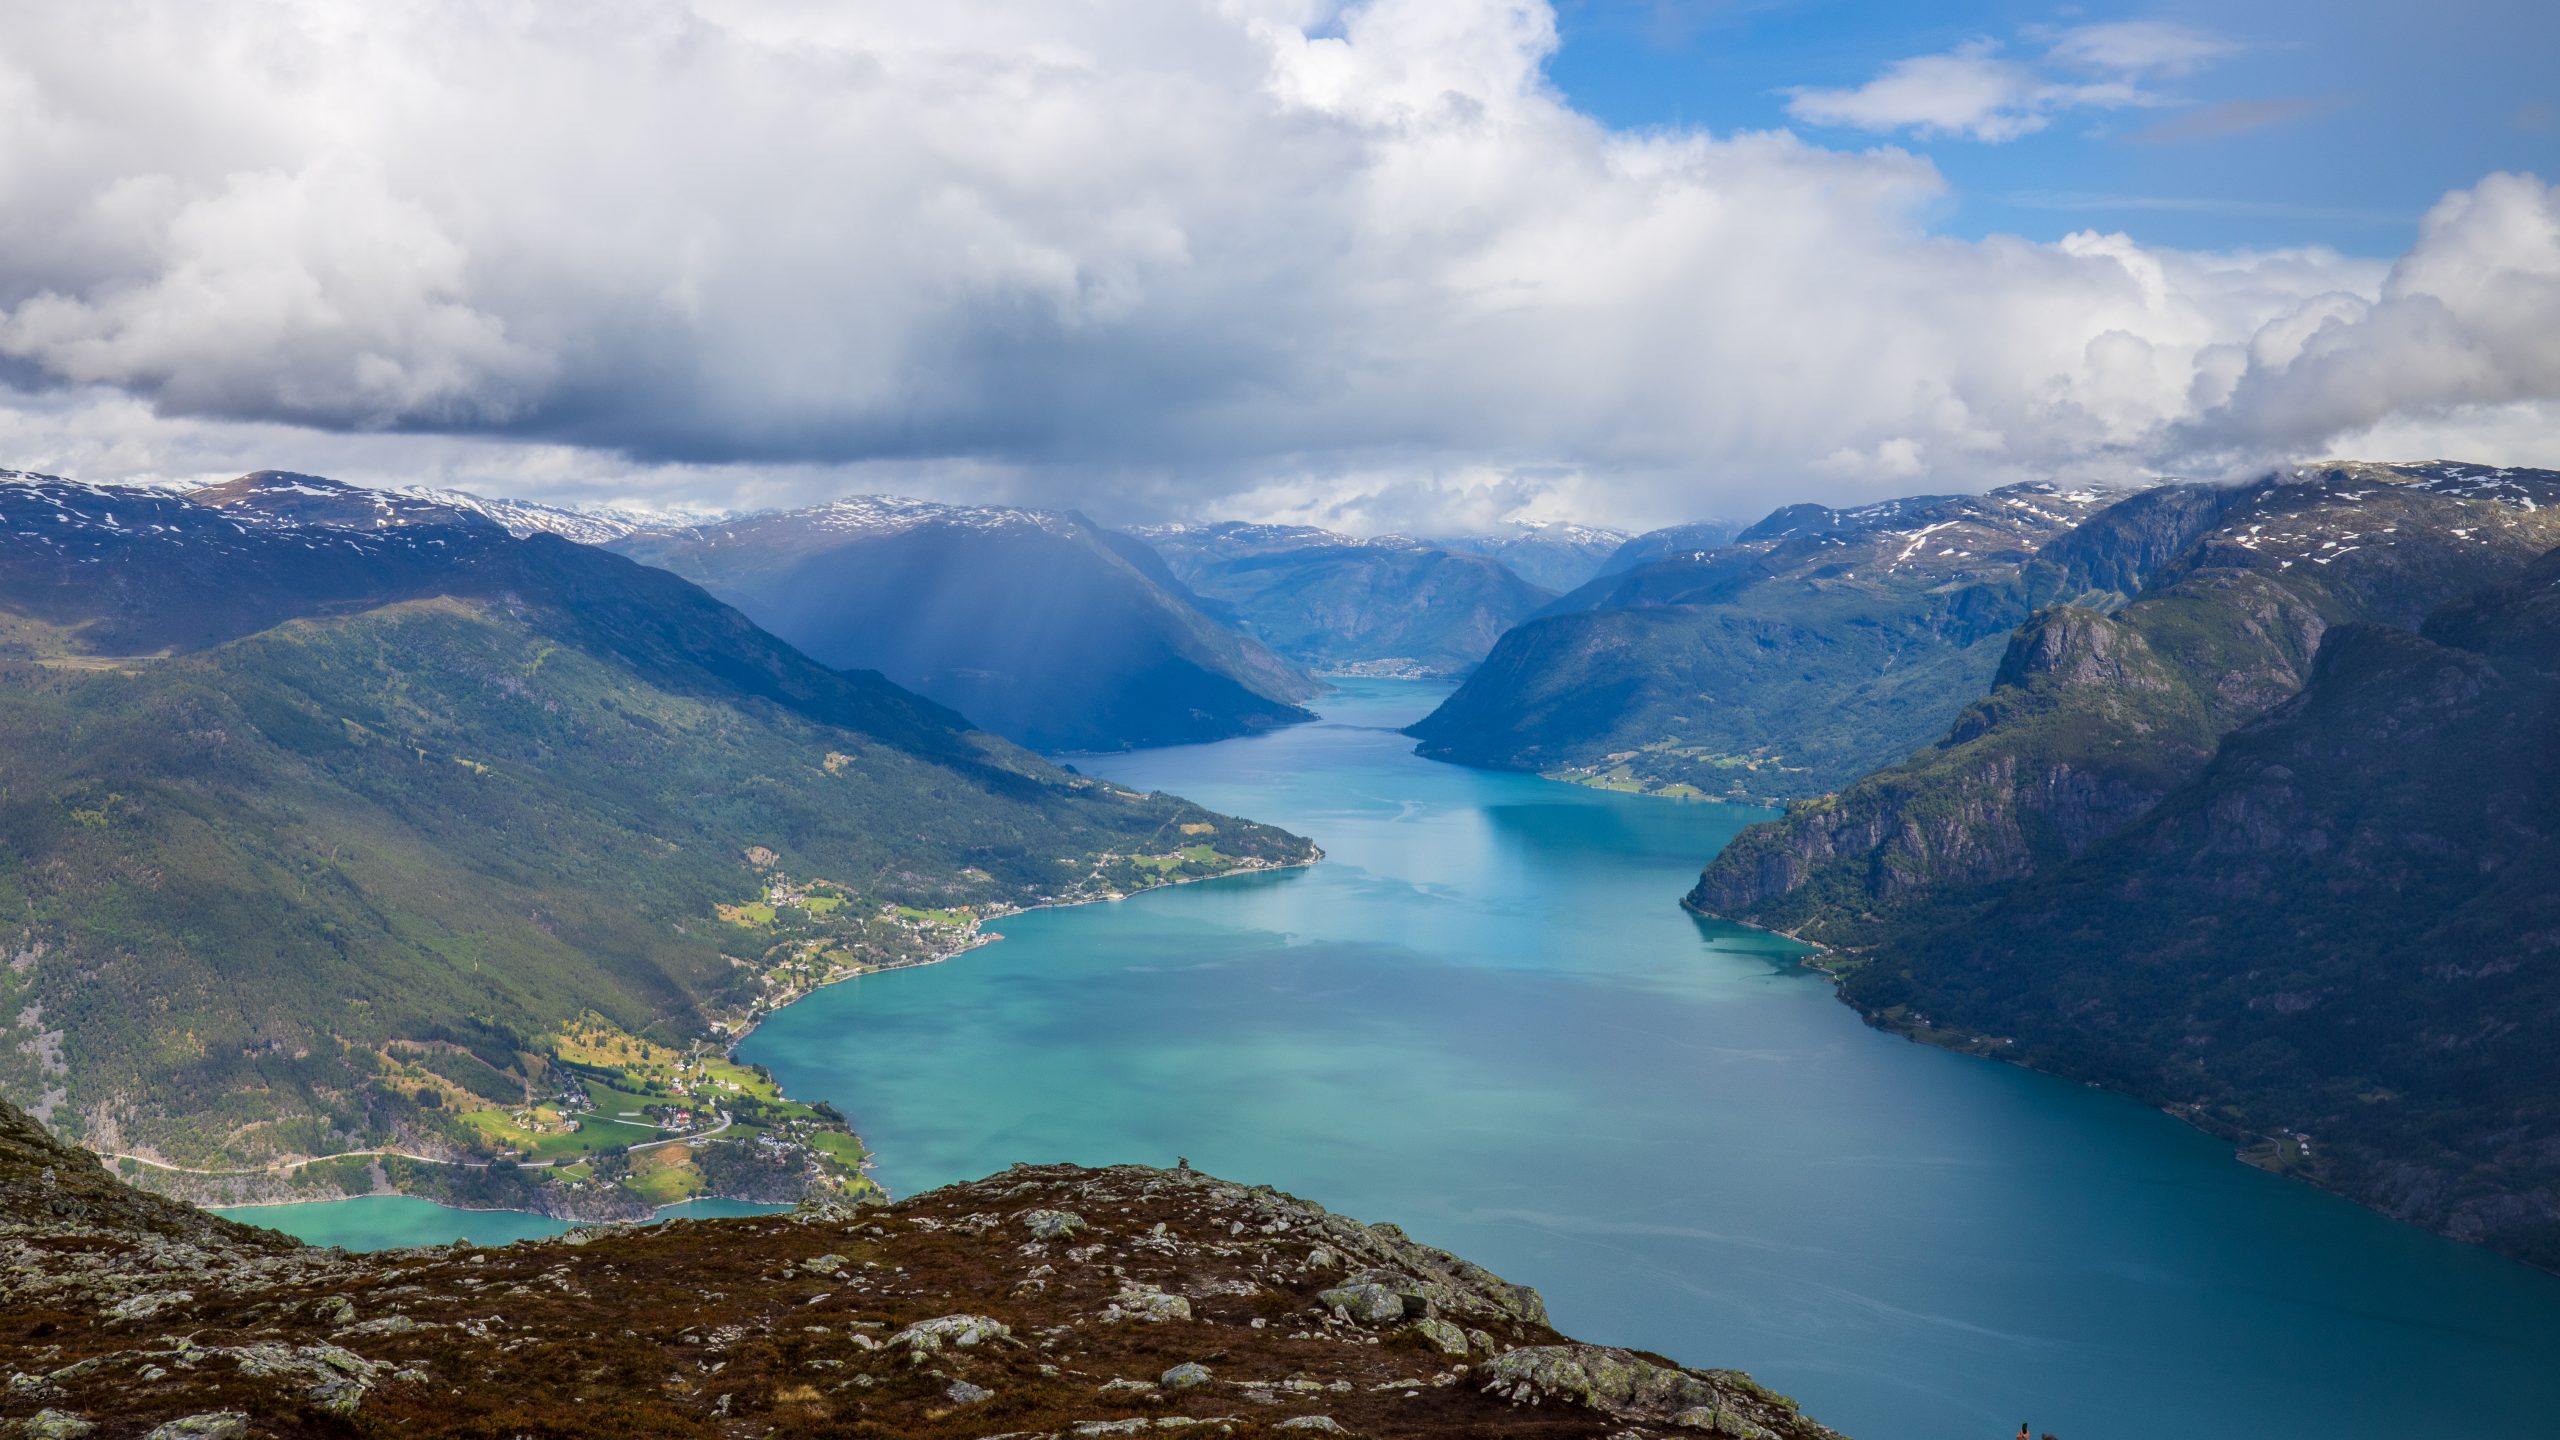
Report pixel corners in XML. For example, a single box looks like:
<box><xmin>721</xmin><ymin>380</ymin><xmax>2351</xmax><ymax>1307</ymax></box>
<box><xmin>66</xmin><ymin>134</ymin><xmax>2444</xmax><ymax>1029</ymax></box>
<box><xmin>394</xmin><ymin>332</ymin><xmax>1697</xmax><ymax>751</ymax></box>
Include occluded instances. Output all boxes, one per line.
<box><xmin>0</xmin><ymin>1097</ymin><xmax>1844</xmax><ymax>1439</ymax></box>
<box><xmin>1694</xmin><ymin>463</ymin><xmax>2560</xmax><ymax>937</ymax></box>
<box><xmin>1838</xmin><ymin>553</ymin><xmax>2560</xmax><ymax>1266</ymax></box>
<box><xmin>1689</xmin><ymin>462</ymin><xmax>2560</xmax><ymax>1269</ymax></box>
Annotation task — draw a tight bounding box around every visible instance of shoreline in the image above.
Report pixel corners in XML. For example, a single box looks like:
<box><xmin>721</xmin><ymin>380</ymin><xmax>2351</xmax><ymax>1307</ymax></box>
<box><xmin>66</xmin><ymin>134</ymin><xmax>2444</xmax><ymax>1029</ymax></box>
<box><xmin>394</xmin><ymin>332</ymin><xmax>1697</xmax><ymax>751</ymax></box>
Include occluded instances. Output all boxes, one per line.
<box><xmin>205</xmin><ymin>1191</ymin><xmax>789</xmax><ymax>1218</ymax></box>
<box><xmin>716</xmin><ymin>848</ymin><xmax>1323</xmax><ymax>1057</ymax></box>
<box><xmin>1680</xmin><ymin>893</ymin><xmax>2560</xmax><ymax>1281</ymax></box>
<box><xmin>718</xmin><ymin>848</ymin><xmax>1324</xmax><ymax>1205</ymax></box>
<box><xmin>168</xmin><ymin>848</ymin><xmax>1326</xmax><ymax>1229</ymax></box>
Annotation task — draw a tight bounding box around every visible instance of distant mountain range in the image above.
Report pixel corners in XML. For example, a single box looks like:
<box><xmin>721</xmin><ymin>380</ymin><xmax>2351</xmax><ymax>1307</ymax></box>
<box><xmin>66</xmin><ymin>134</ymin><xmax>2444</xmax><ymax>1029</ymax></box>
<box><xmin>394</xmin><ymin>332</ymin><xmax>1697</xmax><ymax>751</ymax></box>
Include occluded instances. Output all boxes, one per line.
<box><xmin>1408</xmin><ymin>482</ymin><xmax>2127</xmax><ymax>800</ymax></box>
<box><xmin>611</xmin><ymin>499</ymin><xmax>1322</xmax><ymax>752</ymax></box>
<box><xmin>1425</xmin><ymin>520</ymin><xmax>1630</xmax><ymax>593</ymax></box>
<box><xmin>386</xmin><ymin>485</ymin><xmax>699</xmax><ymax>544</ymax></box>
<box><xmin>1590</xmin><ymin>519</ymin><xmax>1747</xmax><ymax>578</ymax></box>
<box><xmin>1132</xmin><ymin>522</ymin><xmax>1556</xmax><ymax>676</ymax></box>
<box><xmin>0</xmin><ymin>470</ymin><xmax>1312</xmax><ymax>1217</ymax></box>
<box><xmin>1689</xmin><ymin>461</ymin><xmax>2560</xmax><ymax>1268</ymax></box>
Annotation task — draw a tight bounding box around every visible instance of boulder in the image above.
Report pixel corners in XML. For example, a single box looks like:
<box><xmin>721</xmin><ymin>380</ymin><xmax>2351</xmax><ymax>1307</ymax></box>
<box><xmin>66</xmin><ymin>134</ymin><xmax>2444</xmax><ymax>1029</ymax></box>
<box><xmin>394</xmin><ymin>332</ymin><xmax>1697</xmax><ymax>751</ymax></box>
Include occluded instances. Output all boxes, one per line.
<box><xmin>1315</xmin><ymin>1282</ymin><xmax>1405</xmax><ymax>1324</ymax></box>
<box><xmin>143</xmin><ymin>1417</ymin><xmax>248</xmax><ymax>1440</ymax></box>
<box><xmin>1020</xmin><ymin>1208</ymin><xmax>1087</xmax><ymax>1241</ymax></box>
<box><xmin>887</xmin><ymin>1314</ymin><xmax>1010</xmax><ymax>1354</ymax></box>
<box><xmin>1104</xmin><ymin>1284</ymin><xmax>1191</xmax><ymax>1323</ymax></box>
<box><xmin>1408</xmin><ymin>1316</ymin><xmax>1470</xmax><ymax>1355</ymax></box>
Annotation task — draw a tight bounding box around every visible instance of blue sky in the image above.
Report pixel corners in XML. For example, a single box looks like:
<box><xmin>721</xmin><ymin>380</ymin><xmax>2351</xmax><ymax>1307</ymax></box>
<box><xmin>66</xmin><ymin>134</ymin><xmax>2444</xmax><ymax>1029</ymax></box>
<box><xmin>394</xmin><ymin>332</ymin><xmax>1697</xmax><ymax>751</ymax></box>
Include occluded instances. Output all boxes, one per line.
<box><xmin>1547</xmin><ymin>0</ymin><xmax>2559</xmax><ymax>254</ymax></box>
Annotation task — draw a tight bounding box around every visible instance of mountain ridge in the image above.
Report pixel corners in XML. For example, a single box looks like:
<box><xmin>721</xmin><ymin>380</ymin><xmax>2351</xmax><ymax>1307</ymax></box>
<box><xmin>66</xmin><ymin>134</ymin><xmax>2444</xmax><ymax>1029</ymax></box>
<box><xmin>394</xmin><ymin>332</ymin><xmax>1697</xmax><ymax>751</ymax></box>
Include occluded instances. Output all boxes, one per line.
<box><xmin>612</xmin><ymin>499</ymin><xmax>1322</xmax><ymax>752</ymax></box>
<box><xmin>1409</xmin><ymin>480</ymin><xmax>2130</xmax><ymax>800</ymax></box>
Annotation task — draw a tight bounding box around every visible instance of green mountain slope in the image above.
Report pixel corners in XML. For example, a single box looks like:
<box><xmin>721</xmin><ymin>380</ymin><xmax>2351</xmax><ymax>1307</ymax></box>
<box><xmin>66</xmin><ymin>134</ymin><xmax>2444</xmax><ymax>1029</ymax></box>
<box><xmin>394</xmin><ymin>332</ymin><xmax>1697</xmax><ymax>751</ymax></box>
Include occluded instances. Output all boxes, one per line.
<box><xmin>1408</xmin><ymin>482</ymin><xmax>2126</xmax><ymax>800</ymax></box>
<box><xmin>1132</xmin><ymin>521</ymin><xmax>1557</xmax><ymax>676</ymax></box>
<box><xmin>0</xmin><ymin>472</ymin><xmax>1314</xmax><ymax>1215</ymax></box>
<box><xmin>1694</xmin><ymin>463</ymin><xmax>2560</xmax><ymax>939</ymax></box>
<box><xmin>611</xmin><ymin>498</ymin><xmax>1319</xmax><ymax>752</ymax></box>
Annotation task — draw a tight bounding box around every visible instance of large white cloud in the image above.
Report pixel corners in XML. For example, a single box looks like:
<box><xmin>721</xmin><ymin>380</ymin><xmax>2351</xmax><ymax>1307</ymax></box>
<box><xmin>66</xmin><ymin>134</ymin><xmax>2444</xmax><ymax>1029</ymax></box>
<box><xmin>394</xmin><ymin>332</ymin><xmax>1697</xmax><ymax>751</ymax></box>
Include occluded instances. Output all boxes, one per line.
<box><xmin>0</xmin><ymin>0</ymin><xmax>2548</xmax><ymax>529</ymax></box>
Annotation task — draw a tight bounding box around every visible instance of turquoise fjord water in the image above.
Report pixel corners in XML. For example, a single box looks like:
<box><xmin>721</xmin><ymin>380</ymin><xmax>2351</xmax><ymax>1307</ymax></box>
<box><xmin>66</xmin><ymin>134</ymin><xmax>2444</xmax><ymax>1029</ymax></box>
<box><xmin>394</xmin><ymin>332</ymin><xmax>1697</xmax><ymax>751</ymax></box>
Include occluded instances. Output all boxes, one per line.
<box><xmin>736</xmin><ymin>678</ymin><xmax>2560</xmax><ymax>1440</ymax></box>
<box><xmin>211</xmin><ymin>1195</ymin><xmax>787</xmax><ymax>1249</ymax></box>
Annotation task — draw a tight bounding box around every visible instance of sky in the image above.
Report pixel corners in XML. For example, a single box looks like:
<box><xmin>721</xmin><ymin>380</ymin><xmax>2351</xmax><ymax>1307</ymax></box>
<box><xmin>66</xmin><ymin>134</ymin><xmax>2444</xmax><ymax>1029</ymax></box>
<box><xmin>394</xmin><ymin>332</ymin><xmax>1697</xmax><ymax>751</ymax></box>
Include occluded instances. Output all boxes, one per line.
<box><xmin>0</xmin><ymin>0</ymin><xmax>2554</xmax><ymax>534</ymax></box>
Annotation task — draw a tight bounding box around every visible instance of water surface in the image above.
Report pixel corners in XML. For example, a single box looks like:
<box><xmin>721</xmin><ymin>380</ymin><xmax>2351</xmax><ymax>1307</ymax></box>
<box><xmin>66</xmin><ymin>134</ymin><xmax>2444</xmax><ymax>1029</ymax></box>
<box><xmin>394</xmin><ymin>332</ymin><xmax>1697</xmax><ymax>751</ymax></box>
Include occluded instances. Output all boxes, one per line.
<box><xmin>744</xmin><ymin>678</ymin><xmax>2560</xmax><ymax>1440</ymax></box>
<box><xmin>216</xmin><ymin>1194</ymin><xmax>789</xmax><ymax>1250</ymax></box>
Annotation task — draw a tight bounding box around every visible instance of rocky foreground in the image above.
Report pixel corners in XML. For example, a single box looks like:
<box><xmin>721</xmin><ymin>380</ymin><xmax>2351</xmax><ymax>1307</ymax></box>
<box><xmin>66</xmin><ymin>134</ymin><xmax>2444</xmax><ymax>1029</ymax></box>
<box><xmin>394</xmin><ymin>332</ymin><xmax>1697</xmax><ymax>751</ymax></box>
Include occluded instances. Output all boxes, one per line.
<box><xmin>0</xmin><ymin>1099</ymin><xmax>1843</xmax><ymax>1439</ymax></box>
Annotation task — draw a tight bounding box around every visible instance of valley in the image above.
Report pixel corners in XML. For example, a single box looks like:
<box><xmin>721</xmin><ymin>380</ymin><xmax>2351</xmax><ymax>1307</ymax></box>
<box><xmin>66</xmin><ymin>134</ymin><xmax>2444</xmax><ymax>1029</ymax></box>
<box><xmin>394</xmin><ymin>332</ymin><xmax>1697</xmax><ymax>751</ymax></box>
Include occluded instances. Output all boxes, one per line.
<box><xmin>11</xmin><ymin>463</ymin><xmax>2560</xmax><ymax>1439</ymax></box>
<box><xmin>11</xmin><ymin>14</ymin><xmax>2558</xmax><ymax>1436</ymax></box>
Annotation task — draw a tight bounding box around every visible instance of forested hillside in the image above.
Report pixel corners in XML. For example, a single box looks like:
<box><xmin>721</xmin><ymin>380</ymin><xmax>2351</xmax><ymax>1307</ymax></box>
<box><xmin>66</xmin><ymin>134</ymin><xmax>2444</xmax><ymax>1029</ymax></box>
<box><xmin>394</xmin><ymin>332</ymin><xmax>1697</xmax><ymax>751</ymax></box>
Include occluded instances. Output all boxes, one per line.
<box><xmin>0</xmin><ymin>472</ymin><xmax>1314</xmax><ymax>1215</ymax></box>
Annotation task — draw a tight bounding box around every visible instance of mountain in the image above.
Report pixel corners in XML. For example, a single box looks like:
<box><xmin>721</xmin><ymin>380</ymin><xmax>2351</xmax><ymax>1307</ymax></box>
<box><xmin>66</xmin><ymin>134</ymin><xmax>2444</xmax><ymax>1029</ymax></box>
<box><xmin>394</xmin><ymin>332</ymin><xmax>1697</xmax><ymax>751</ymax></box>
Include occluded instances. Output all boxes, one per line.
<box><xmin>0</xmin><ymin>1095</ymin><xmax>1847</xmax><ymax>1440</ymax></box>
<box><xmin>391</xmin><ymin>485</ymin><xmax>695</xmax><ymax>543</ymax></box>
<box><xmin>610</xmin><ymin>498</ymin><xmax>1321</xmax><ymax>751</ymax></box>
<box><xmin>1690</xmin><ymin>461</ymin><xmax>2560</xmax><ymax>1266</ymax></box>
<box><xmin>1695</xmin><ymin>462</ymin><xmax>2560</xmax><ymax>934</ymax></box>
<box><xmin>1408</xmin><ymin>482</ymin><xmax>2128</xmax><ymax>800</ymax></box>
<box><xmin>1133</xmin><ymin>521</ymin><xmax>1557</xmax><ymax>676</ymax></box>
<box><xmin>0</xmin><ymin>470</ymin><xmax>1315</xmax><ymax>1218</ymax></box>
<box><xmin>1593</xmin><ymin>518</ymin><xmax>1747</xmax><ymax>577</ymax></box>
<box><xmin>1428</xmin><ymin>520</ymin><xmax>1631</xmax><ymax>592</ymax></box>
<box><xmin>182</xmin><ymin>472</ymin><xmax>695</xmax><ymax>544</ymax></box>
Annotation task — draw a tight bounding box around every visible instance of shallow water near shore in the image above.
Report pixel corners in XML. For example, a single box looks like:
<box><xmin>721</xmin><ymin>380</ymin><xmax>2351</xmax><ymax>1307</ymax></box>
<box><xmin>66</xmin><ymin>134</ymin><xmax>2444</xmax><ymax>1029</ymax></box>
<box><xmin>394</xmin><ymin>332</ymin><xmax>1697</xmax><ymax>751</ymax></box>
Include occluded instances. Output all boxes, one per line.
<box><xmin>738</xmin><ymin>677</ymin><xmax>2560</xmax><ymax>1440</ymax></box>
<box><xmin>211</xmin><ymin>1193</ymin><xmax>787</xmax><ymax>1249</ymax></box>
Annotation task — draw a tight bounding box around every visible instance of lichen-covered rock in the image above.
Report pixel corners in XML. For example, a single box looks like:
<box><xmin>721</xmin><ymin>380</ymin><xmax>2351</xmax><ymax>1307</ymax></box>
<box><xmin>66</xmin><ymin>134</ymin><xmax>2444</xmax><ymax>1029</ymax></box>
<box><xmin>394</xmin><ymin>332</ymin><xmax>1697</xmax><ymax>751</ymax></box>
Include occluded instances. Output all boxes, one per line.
<box><xmin>1679</xmin><ymin>1404</ymin><xmax>1781</xmax><ymax>1437</ymax></box>
<box><xmin>1104</xmin><ymin>1283</ymin><xmax>1192</xmax><ymax>1323</ymax></box>
<box><xmin>1161</xmin><ymin>1361</ymin><xmax>1213</xmax><ymax>1390</ymax></box>
<box><xmin>944</xmin><ymin>1379</ymin><xmax>993</xmax><ymax>1405</ymax></box>
<box><xmin>20</xmin><ymin>1412</ymin><xmax>94</xmax><ymax>1440</ymax></box>
<box><xmin>142</xmin><ymin>1416</ymin><xmax>248</xmax><ymax>1440</ymax></box>
<box><xmin>1020</xmin><ymin>1208</ymin><xmax>1087</xmax><ymax>1241</ymax></box>
<box><xmin>230</xmin><ymin>1342</ymin><xmax>387</xmax><ymax>1417</ymax></box>
<box><xmin>1410</xmin><ymin>1316</ymin><xmax>1470</xmax><ymax>1355</ymax></box>
<box><xmin>1482</xmin><ymin>1346</ymin><xmax>1833</xmax><ymax>1437</ymax></box>
<box><xmin>1316</xmin><ymin>1281</ymin><xmax>1406</xmax><ymax>1324</ymax></box>
<box><xmin>887</xmin><ymin>1313</ymin><xmax>1010</xmax><ymax>1353</ymax></box>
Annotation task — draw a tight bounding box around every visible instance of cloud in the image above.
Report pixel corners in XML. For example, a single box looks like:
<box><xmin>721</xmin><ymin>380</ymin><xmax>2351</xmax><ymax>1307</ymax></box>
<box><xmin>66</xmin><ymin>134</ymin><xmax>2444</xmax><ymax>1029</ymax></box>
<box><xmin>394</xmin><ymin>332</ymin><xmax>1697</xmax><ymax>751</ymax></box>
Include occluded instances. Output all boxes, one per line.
<box><xmin>1781</xmin><ymin>41</ymin><xmax>2060</xmax><ymax>143</ymax></box>
<box><xmin>0</xmin><ymin>1</ymin><xmax>2547</xmax><ymax>533</ymax></box>
<box><xmin>2038</xmin><ymin>20</ymin><xmax>2237</xmax><ymax>80</ymax></box>
<box><xmin>1783</xmin><ymin>21</ymin><xmax>2234</xmax><ymax>145</ymax></box>
<box><xmin>2174</xmin><ymin>171</ymin><xmax>2560</xmax><ymax>461</ymax></box>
